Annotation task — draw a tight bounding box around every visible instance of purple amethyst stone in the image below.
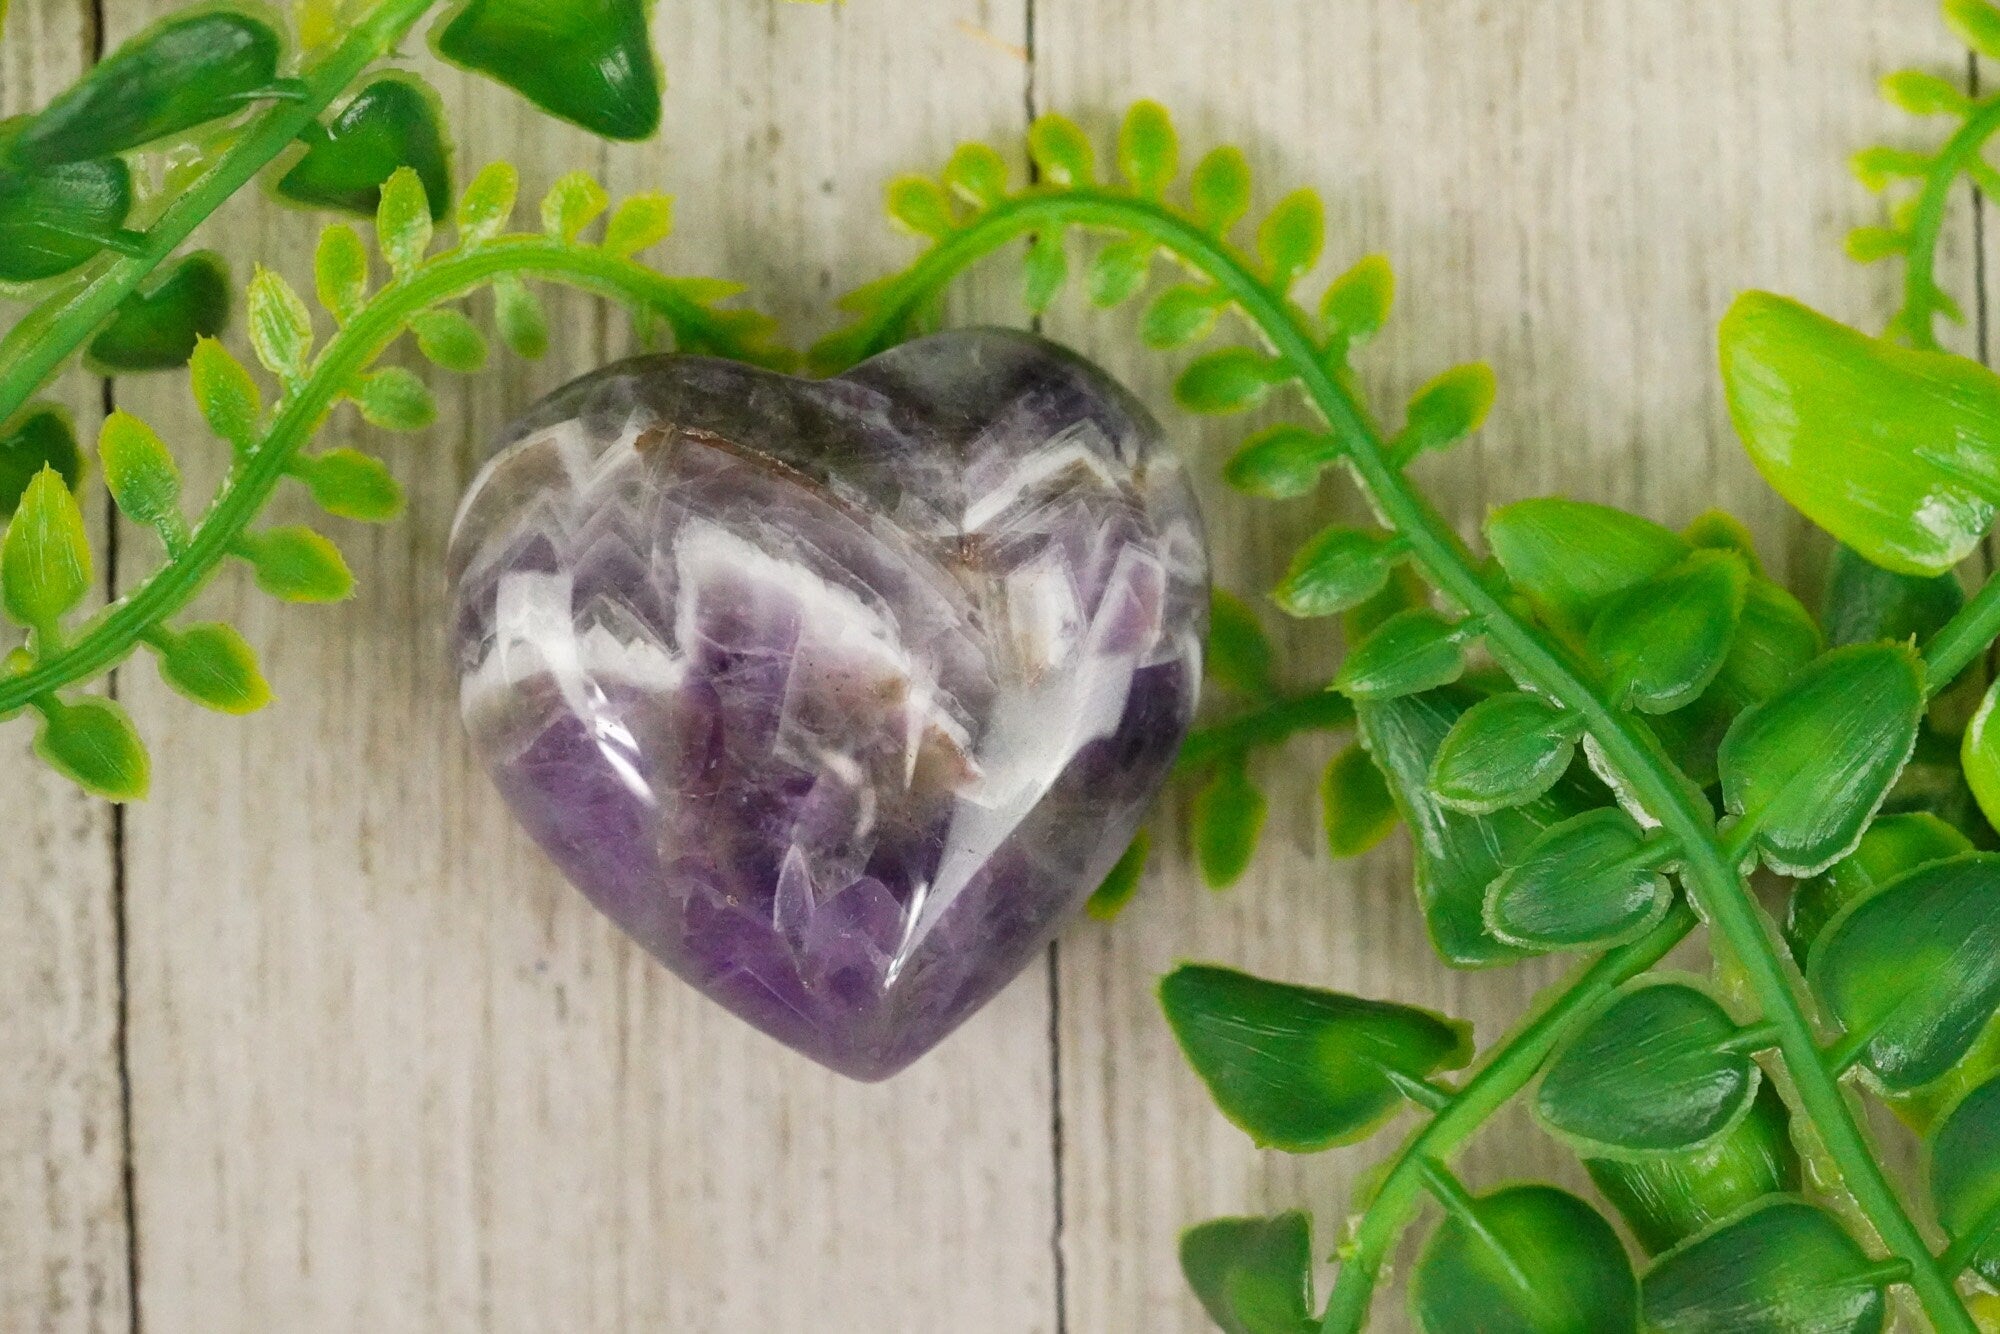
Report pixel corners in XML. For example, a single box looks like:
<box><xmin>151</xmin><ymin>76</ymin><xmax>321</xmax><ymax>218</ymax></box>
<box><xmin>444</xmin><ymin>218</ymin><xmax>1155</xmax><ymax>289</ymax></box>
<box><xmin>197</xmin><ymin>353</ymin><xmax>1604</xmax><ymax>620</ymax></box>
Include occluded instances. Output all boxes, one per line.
<box><xmin>448</xmin><ymin>329</ymin><xmax>1207</xmax><ymax>1079</ymax></box>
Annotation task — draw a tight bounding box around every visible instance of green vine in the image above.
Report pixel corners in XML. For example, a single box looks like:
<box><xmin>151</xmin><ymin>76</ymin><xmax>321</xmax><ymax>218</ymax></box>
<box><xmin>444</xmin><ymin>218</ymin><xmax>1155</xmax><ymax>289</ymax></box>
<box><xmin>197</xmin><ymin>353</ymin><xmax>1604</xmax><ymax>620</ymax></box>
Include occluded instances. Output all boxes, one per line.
<box><xmin>0</xmin><ymin>163</ymin><xmax>780</xmax><ymax>800</ymax></box>
<box><xmin>822</xmin><ymin>64</ymin><xmax>2000</xmax><ymax>1330</ymax></box>
<box><xmin>0</xmin><ymin>1</ymin><xmax>788</xmax><ymax>793</ymax></box>
<box><xmin>9</xmin><ymin>4</ymin><xmax>2000</xmax><ymax>1331</ymax></box>
<box><xmin>0</xmin><ymin>0</ymin><xmax>439</xmax><ymax>424</ymax></box>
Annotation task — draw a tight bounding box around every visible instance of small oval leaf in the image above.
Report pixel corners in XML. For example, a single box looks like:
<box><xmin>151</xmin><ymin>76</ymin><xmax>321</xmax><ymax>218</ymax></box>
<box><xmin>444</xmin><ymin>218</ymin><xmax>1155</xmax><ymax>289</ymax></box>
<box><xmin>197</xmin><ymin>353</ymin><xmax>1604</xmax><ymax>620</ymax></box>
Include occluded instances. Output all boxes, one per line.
<box><xmin>942</xmin><ymin>142</ymin><xmax>1008</xmax><ymax>208</ymax></box>
<box><xmin>188</xmin><ymin>337</ymin><xmax>263</xmax><ymax>453</ymax></box>
<box><xmin>602</xmin><ymin>192</ymin><xmax>674</xmax><ymax>257</ymax></box>
<box><xmin>1486</xmin><ymin>809</ymin><xmax>1673</xmax><ymax>951</ymax></box>
<box><xmin>1412</xmin><ymin>1184</ymin><xmax>1638</xmax><ymax>1334</ymax></box>
<box><xmin>1189</xmin><ymin>145</ymin><xmax>1251</xmax><ymax>234</ymax></box>
<box><xmin>885</xmin><ymin>176</ymin><xmax>954</xmax><ymax>240</ymax></box>
<box><xmin>434</xmin><ymin>0</ymin><xmax>661</xmax><ymax>140</ymax></box>
<box><xmin>1022</xmin><ymin>230</ymin><xmax>1068</xmax><ymax>314</ymax></box>
<box><xmin>301</xmin><ymin>448</ymin><xmax>403</xmax><ymax>523</ymax></box>
<box><xmin>313</xmin><ymin>225</ymin><xmax>371</xmax><ymax>326</ymax></box>
<box><xmin>1722</xmin><ymin>292</ymin><xmax>2000</xmax><ymax>576</ymax></box>
<box><xmin>240</xmin><ymin>526</ymin><xmax>353</xmax><ymax>603</ymax></box>
<box><xmin>1027</xmin><ymin>113</ymin><xmax>1094</xmax><ymax>186</ymax></box>
<box><xmin>154</xmin><ymin>623</ymin><xmax>271</xmax><ymax>715</ymax></box>
<box><xmin>1930</xmin><ymin>1073</ymin><xmax>2000</xmax><ymax>1285</ymax></box>
<box><xmin>409</xmin><ymin>308</ymin><xmax>488</xmax><ymax>374</ymax></box>
<box><xmin>1585</xmin><ymin>1081</ymin><xmax>1800</xmax><ymax>1256</ymax></box>
<box><xmin>1222</xmin><ymin>425</ymin><xmax>1336</xmax><ymax>499</ymax></box>
<box><xmin>493</xmin><ymin>275</ymin><xmax>548</xmax><ymax>360</ymax></box>
<box><xmin>1810</xmin><ymin>853</ymin><xmax>2000</xmax><ymax>1090</ymax></box>
<box><xmin>276</xmin><ymin>75</ymin><xmax>453</xmax><ymax>221</ymax></box>
<box><xmin>1399</xmin><ymin>363</ymin><xmax>1497</xmax><ymax>459</ymax></box>
<box><xmin>11</xmin><ymin>11</ymin><xmax>281</xmax><ymax>165</ymax></box>
<box><xmin>355</xmin><ymin>367</ymin><xmax>437</xmax><ymax>432</ymax></box>
<box><xmin>376</xmin><ymin>166</ymin><xmax>435</xmax><ymax>275</ymax></box>
<box><xmin>1718</xmin><ymin>643</ymin><xmax>1925</xmax><ymax>876</ymax></box>
<box><xmin>1160</xmin><ymin>963</ymin><xmax>1471</xmax><ymax>1152</ymax></box>
<box><xmin>1272</xmin><ymin>526</ymin><xmax>1401</xmax><ymax>619</ymax></box>
<box><xmin>1334</xmin><ymin>608</ymin><xmax>1467</xmax><ymax>702</ymax></box>
<box><xmin>1257</xmin><ymin>189</ymin><xmax>1324</xmax><ymax>291</ymax></box>
<box><xmin>1945</xmin><ymin>0</ymin><xmax>2000</xmax><ymax>64</ymax></box>
<box><xmin>1117</xmin><ymin>101</ymin><xmax>1178</xmax><ymax>197</ymax></box>
<box><xmin>97</xmin><ymin>411</ymin><xmax>182</xmax><ymax>532</ymax></box>
<box><xmin>1088</xmin><ymin>238</ymin><xmax>1153</xmax><ymax>308</ymax></box>
<box><xmin>33</xmin><ymin>696</ymin><xmax>148</xmax><ymax>802</ymax></box>
<box><xmin>86</xmin><ymin>251</ymin><xmax>230</xmax><ymax>372</ymax></box>
<box><xmin>1487</xmin><ymin>498</ymin><xmax>1690</xmax><ymax>642</ymax></box>
<box><xmin>1206</xmin><ymin>589</ymin><xmax>1273</xmax><ymax>697</ymax></box>
<box><xmin>455</xmin><ymin>161</ymin><xmax>519</xmax><ymax>247</ymax></box>
<box><xmin>1587</xmin><ymin>550</ymin><xmax>1748</xmax><ymax>714</ymax></box>
<box><xmin>1180</xmin><ymin>1212</ymin><xmax>1314</xmax><ymax>1334</ymax></box>
<box><xmin>1537</xmin><ymin>981</ymin><xmax>1758</xmax><ymax>1155</ymax></box>
<box><xmin>1142</xmin><ymin>284</ymin><xmax>1223</xmax><ymax>349</ymax></box>
<box><xmin>1</xmin><ymin>466</ymin><xmax>91</xmax><ymax>636</ymax></box>
<box><xmin>1429</xmin><ymin>690</ymin><xmax>1579</xmax><ymax>814</ymax></box>
<box><xmin>1322</xmin><ymin>254</ymin><xmax>1394</xmax><ymax>346</ymax></box>
<box><xmin>1883</xmin><ymin>68</ymin><xmax>1972</xmax><ymax>117</ymax></box>
<box><xmin>1192</xmin><ymin>759</ymin><xmax>1267</xmax><ymax>889</ymax></box>
<box><xmin>246</xmin><ymin>265</ymin><xmax>315</xmax><ymax>384</ymax></box>
<box><xmin>1641</xmin><ymin>1199</ymin><xmax>1890</xmax><ymax>1334</ymax></box>
<box><xmin>1176</xmin><ymin>347</ymin><xmax>1287</xmax><ymax>415</ymax></box>
<box><xmin>1322</xmin><ymin>743</ymin><xmax>1398</xmax><ymax>858</ymax></box>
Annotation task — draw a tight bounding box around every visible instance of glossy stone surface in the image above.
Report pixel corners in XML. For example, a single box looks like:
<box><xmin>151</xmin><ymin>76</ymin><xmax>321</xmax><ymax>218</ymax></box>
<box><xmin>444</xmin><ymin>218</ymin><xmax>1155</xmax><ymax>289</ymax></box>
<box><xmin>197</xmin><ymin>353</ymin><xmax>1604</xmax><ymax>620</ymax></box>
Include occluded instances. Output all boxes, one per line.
<box><xmin>448</xmin><ymin>330</ymin><xmax>1207</xmax><ymax>1079</ymax></box>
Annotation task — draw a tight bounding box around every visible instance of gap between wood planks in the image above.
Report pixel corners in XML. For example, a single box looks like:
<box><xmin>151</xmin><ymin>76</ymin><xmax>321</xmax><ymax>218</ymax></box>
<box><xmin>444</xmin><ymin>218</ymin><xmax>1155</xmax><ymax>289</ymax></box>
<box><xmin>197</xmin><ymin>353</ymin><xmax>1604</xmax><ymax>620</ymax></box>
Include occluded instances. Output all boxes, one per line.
<box><xmin>84</xmin><ymin>0</ymin><xmax>145</xmax><ymax>1324</ymax></box>
<box><xmin>1018</xmin><ymin>2</ymin><xmax>1079</xmax><ymax>1330</ymax></box>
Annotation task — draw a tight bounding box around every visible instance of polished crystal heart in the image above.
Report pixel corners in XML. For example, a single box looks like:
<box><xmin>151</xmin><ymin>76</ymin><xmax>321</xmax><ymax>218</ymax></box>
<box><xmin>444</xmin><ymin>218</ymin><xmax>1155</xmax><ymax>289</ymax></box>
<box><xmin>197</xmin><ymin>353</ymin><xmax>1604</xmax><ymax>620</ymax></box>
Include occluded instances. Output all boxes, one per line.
<box><xmin>448</xmin><ymin>329</ymin><xmax>1208</xmax><ymax>1078</ymax></box>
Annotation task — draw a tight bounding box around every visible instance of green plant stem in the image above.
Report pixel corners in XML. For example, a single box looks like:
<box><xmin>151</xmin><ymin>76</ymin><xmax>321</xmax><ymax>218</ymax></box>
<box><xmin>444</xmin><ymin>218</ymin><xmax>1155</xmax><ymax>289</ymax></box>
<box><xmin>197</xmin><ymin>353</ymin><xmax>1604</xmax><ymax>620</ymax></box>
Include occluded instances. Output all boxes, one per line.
<box><xmin>1174</xmin><ymin>690</ymin><xmax>1353</xmax><ymax>774</ymax></box>
<box><xmin>1898</xmin><ymin>91</ymin><xmax>2000</xmax><ymax>350</ymax></box>
<box><xmin>833</xmin><ymin>186</ymin><xmax>1977</xmax><ymax>1333</ymax></box>
<box><xmin>0</xmin><ymin>236</ymin><xmax>723</xmax><ymax>717</ymax></box>
<box><xmin>0</xmin><ymin>0</ymin><xmax>442</xmax><ymax>423</ymax></box>
<box><xmin>1924</xmin><ymin>565</ymin><xmax>2000</xmax><ymax>688</ymax></box>
<box><xmin>1318</xmin><ymin>905</ymin><xmax>1695</xmax><ymax>1332</ymax></box>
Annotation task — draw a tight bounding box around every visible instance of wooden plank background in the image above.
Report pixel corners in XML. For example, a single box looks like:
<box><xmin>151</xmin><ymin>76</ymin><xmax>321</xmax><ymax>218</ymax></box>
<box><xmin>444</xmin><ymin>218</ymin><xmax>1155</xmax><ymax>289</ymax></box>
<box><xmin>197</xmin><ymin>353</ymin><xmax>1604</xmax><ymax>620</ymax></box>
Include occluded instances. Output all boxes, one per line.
<box><xmin>0</xmin><ymin>1</ymin><xmax>1978</xmax><ymax>1330</ymax></box>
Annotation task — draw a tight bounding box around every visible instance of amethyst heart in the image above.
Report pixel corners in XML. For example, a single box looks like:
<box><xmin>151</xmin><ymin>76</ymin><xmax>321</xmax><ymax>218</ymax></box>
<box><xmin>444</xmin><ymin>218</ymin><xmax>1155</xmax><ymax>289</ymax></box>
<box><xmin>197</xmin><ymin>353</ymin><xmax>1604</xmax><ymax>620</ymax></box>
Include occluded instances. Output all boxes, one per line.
<box><xmin>447</xmin><ymin>329</ymin><xmax>1208</xmax><ymax>1079</ymax></box>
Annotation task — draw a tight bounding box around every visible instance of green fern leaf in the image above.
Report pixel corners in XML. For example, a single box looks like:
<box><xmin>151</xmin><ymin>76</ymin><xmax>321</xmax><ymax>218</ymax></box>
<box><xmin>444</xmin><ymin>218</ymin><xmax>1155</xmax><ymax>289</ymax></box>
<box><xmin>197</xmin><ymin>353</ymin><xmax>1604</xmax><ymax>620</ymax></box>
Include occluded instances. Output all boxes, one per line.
<box><xmin>541</xmin><ymin>171</ymin><xmax>610</xmax><ymax>243</ymax></box>
<box><xmin>247</xmin><ymin>266</ymin><xmax>315</xmax><ymax>385</ymax></box>
<box><xmin>314</xmin><ymin>225</ymin><xmax>371</xmax><ymax>325</ymax></box>
<box><xmin>1118</xmin><ymin>100</ymin><xmax>1178</xmax><ymax>197</ymax></box>
<box><xmin>943</xmin><ymin>142</ymin><xmax>1009</xmax><ymax>208</ymax></box>
<box><xmin>456</xmin><ymin>161</ymin><xmax>519</xmax><ymax>247</ymax></box>
<box><xmin>1189</xmin><ymin>145</ymin><xmax>1251</xmax><ymax>235</ymax></box>
<box><xmin>189</xmin><ymin>337</ymin><xmax>263</xmax><ymax>454</ymax></box>
<box><xmin>376</xmin><ymin>166</ymin><xmax>434</xmax><ymax>277</ymax></box>
<box><xmin>1028</xmin><ymin>113</ymin><xmax>1095</xmax><ymax>186</ymax></box>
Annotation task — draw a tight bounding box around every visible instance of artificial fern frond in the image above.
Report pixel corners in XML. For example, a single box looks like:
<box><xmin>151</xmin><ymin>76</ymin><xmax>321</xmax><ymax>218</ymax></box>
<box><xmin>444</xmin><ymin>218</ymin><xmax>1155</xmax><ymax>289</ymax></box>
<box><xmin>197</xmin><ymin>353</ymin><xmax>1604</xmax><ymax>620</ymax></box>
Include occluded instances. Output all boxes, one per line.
<box><xmin>0</xmin><ymin>164</ymin><xmax>783</xmax><ymax>799</ymax></box>
<box><xmin>824</xmin><ymin>93</ymin><xmax>2000</xmax><ymax>1334</ymax></box>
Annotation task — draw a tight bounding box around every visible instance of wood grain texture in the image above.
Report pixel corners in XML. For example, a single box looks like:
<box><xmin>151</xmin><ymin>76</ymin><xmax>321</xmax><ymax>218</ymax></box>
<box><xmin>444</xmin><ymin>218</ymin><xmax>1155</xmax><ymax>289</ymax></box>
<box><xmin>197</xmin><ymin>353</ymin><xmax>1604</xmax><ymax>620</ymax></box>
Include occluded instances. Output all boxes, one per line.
<box><xmin>1033</xmin><ymin>1</ymin><xmax>1971</xmax><ymax>1329</ymax></box>
<box><xmin>104</xmin><ymin>2</ymin><xmax>1052</xmax><ymax>1331</ymax></box>
<box><xmin>1</xmin><ymin>0</ymin><xmax>1984</xmax><ymax>1330</ymax></box>
<box><xmin>0</xmin><ymin>4</ymin><xmax>131</xmax><ymax>1331</ymax></box>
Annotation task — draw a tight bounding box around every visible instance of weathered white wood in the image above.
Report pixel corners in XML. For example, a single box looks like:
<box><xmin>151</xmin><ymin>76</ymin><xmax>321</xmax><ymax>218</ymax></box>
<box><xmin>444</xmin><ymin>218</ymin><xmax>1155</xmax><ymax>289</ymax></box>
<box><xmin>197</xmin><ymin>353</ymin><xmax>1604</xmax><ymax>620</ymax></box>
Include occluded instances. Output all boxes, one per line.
<box><xmin>9</xmin><ymin>0</ymin><xmax>1985</xmax><ymax>1328</ymax></box>
<box><xmin>0</xmin><ymin>4</ymin><xmax>132</xmax><ymax>1330</ymax></box>
<box><xmin>1034</xmin><ymin>2</ymin><xmax>1969</xmax><ymax>1329</ymax></box>
<box><xmin>100</xmin><ymin>1</ymin><xmax>1059</xmax><ymax>1330</ymax></box>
